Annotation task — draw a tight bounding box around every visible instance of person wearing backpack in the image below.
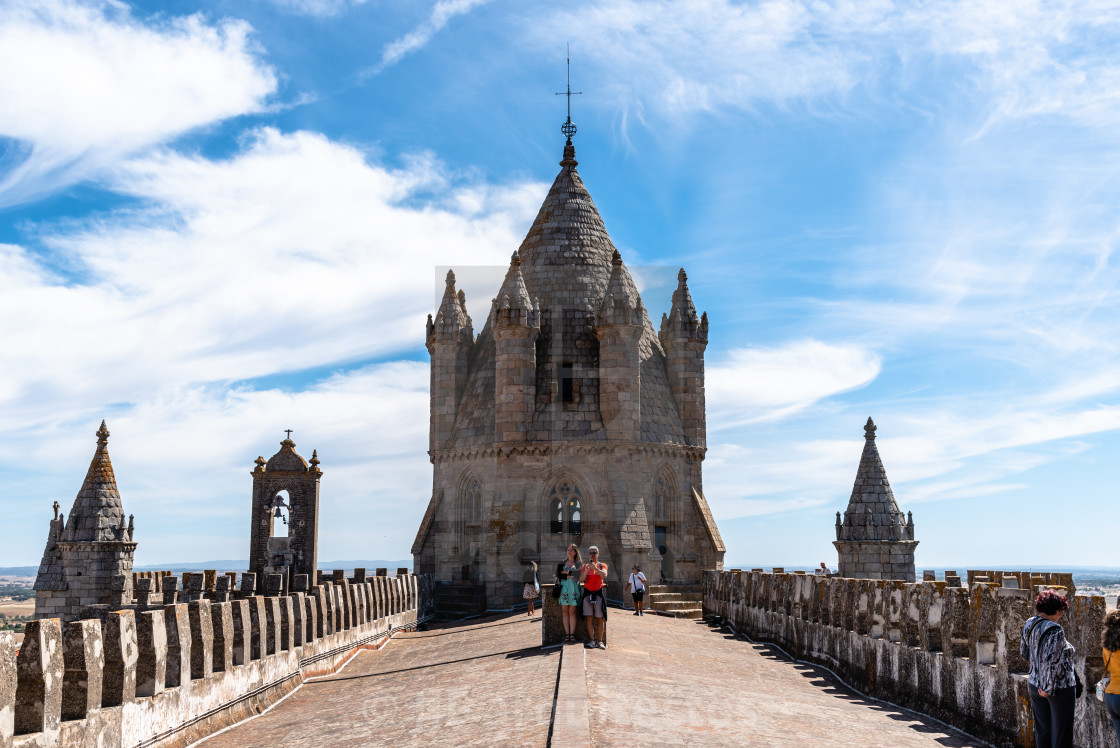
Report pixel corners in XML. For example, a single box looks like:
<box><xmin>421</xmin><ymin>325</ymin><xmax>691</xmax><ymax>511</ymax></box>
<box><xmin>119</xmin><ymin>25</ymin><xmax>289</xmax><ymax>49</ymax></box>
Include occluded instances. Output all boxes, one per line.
<box><xmin>1102</xmin><ymin>609</ymin><xmax>1120</xmax><ymax>745</ymax></box>
<box><xmin>1021</xmin><ymin>590</ymin><xmax>1077</xmax><ymax>748</ymax></box>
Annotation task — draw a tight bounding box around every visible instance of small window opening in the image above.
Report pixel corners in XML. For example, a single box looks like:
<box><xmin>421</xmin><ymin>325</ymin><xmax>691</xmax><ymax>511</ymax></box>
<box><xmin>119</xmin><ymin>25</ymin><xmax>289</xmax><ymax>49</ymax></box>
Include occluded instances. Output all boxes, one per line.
<box><xmin>550</xmin><ymin>498</ymin><xmax>564</xmax><ymax>534</ymax></box>
<box><xmin>270</xmin><ymin>490</ymin><xmax>291</xmax><ymax>538</ymax></box>
<box><xmin>560</xmin><ymin>362</ymin><xmax>575</xmax><ymax>404</ymax></box>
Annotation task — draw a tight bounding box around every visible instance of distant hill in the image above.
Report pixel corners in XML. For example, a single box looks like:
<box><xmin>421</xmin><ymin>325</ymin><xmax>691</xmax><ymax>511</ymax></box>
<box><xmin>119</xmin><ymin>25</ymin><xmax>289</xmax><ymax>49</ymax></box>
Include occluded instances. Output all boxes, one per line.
<box><xmin>3</xmin><ymin>559</ymin><xmax>414</xmax><ymax>577</ymax></box>
<box><xmin>133</xmin><ymin>560</ymin><xmax>413</xmax><ymax>573</ymax></box>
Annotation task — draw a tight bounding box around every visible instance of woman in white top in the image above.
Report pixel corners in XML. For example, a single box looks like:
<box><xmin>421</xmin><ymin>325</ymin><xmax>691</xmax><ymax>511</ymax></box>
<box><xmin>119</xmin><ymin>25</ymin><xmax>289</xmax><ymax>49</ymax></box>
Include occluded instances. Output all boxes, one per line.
<box><xmin>627</xmin><ymin>565</ymin><xmax>648</xmax><ymax>616</ymax></box>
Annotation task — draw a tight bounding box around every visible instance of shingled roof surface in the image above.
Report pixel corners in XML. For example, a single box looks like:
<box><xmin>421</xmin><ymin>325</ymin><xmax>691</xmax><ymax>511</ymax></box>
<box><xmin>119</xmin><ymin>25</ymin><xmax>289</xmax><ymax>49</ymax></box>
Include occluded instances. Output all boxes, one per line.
<box><xmin>838</xmin><ymin>418</ymin><xmax>910</xmax><ymax>542</ymax></box>
<box><xmin>65</xmin><ymin>420</ymin><xmax>127</xmax><ymax>542</ymax></box>
<box><xmin>447</xmin><ymin>146</ymin><xmax>686</xmax><ymax>448</ymax></box>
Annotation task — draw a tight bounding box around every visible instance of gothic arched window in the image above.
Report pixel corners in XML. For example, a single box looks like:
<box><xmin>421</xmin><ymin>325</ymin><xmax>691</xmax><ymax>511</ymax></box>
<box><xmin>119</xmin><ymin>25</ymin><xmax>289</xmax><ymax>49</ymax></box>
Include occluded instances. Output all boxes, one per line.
<box><xmin>462</xmin><ymin>477</ymin><xmax>482</xmax><ymax>524</ymax></box>
<box><xmin>550</xmin><ymin>498</ymin><xmax>563</xmax><ymax>534</ymax></box>
<box><xmin>548</xmin><ymin>479</ymin><xmax>583</xmax><ymax>536</ymax></box>
<box><xmin>654</xmin><ymin>474</ymin><xmax>671</xmax><ymax>519</ymax></box>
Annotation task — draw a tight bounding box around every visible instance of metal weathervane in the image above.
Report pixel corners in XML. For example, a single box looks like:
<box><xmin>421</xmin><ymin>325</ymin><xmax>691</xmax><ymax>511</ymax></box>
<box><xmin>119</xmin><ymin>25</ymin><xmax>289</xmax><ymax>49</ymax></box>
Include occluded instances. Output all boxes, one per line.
<box><xmin>555</xmin><ymin>44</ymin><xmax>581</xmax><ymax>141</ymax></box>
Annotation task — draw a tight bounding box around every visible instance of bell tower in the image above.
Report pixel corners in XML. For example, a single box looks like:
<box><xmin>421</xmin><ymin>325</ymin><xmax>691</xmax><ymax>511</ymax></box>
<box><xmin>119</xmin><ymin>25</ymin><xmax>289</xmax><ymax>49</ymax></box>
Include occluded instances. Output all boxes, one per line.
<box><xmin>249</xmin><ymin>433</ymin><xmax>322</xmax><ymax>590</ymax></box>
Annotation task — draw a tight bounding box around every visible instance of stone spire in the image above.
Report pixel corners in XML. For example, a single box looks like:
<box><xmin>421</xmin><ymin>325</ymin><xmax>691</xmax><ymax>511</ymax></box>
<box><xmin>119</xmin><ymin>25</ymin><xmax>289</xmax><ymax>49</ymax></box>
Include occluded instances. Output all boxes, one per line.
<box><xmin>833</xmin><ymin>418</ymin><xmax>917</xmax><ymax>581</ymax></box>
<box><xmin>597</xmin><ymin>249</ymin><xmax>643</xmax><ymax>327</ymax></box>
<box><xmin>515</xmin><ymin>146</ymin><xmax>617</xmax><ymax>308</ymax></box>
<box><xmin>660</xmin><ymin>268</ymin><xmax>709</xmax><ymax>447</ymax></box>
<box><xmin>490</xmin><ymin>251</ymin><xmax>539</xmax><ymax>330</ymax></box>
<box><xmin>426</xmin><ymin>269</ymin><xmax>473</xmax><ymax>351</ymax></box>
<box><xmin>34</xmin><ymin>421</ymin><xmax>137</xmax><ymax>620</ymax></box>
<box><xmin>64</xmin><ymin>420</ymin><xmax>128</xmax><ymax>542</ymax></box>
<box><xmin>837</xmin><ymin>418</ymin><xmax>909</xmax><ymax>542</ymax></box>
<box><xmin>660</xmin><ymin>269</ymin><xmax>708</xmax><ymax>344</ymax></box>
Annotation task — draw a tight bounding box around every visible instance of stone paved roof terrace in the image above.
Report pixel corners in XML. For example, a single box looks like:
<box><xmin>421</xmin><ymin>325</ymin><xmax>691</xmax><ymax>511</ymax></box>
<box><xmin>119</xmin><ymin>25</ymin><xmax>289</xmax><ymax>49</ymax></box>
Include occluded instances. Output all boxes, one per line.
<box><xmin>201</xmin><ymin>612</ymin><xmax>981</xmax><ymax>747</ymax></box>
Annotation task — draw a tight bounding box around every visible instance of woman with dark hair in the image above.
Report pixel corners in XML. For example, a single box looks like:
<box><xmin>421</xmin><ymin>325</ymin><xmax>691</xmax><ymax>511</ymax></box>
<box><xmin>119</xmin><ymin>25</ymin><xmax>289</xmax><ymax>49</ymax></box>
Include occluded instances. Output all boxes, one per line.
<box><xmin>1021</xmin><ymin>589</ymin><xmax>1076</xmax><ymax>748</ymax></box>
<box><xmin>556</xmin><ymin>544</ymin><xmax>582</xmax><ymax>643</ymax></box>
<box><xmin>1102</xmin><ymin>609</ymin><xmax>1120</xmax><ymax>745</ymax></box>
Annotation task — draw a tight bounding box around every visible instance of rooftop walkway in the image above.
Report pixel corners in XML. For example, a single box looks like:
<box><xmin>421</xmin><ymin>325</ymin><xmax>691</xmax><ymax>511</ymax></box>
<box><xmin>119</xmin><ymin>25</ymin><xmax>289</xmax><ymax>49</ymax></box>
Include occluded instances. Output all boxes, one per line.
<box><xmin>200</xmin><ymin>611</ymin><xmax>982</xmax><ymax>747</ymax></box>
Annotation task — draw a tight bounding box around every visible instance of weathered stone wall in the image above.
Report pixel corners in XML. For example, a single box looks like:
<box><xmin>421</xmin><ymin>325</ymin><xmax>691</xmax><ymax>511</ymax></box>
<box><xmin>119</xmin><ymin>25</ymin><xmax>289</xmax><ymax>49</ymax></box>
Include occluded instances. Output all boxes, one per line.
<box><xmin>703</xmin><ymin>570</ymin><xmax>1116</xmax><ymax>748</ymax></box>
<box><xmin>3</xmin><ymin>571</ymin><xmax>429</xmax><ymax>748</ymax></box>
<box><xmin>424</xmin><ymin>445</ymin><xmax>716</xmax><ymax>607</ymax></box>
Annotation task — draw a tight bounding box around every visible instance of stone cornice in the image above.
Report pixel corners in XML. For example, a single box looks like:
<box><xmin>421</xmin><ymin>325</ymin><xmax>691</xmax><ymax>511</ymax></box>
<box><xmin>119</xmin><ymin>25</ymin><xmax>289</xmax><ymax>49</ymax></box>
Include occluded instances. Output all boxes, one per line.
<box><xmin>57</xmin><ymin>541</ymin><xmax>138</xmax><ymax>551</ymax></box>
<box><xmin>429</xmin><ymin>441</ymin><xmax>706</xmax><ymax>464</ymax></box>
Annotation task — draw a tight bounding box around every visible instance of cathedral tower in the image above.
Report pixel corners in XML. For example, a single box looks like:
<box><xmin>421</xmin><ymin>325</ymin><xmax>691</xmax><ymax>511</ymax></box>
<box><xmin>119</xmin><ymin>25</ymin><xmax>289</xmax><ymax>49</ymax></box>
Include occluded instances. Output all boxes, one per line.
<box><xmin>34</xmin><ymin>421</ymin><xmax>137</xmax><ymax>621</ymax></box>
<box><xmin>412</xmin><ymin>129</ymin><xmax>724</xmax><ymax>607</ymax></box>
<box><xmin>833</xmin><ymin>418</ymin><xmax>918</xmax><ymax>582</ymax></box>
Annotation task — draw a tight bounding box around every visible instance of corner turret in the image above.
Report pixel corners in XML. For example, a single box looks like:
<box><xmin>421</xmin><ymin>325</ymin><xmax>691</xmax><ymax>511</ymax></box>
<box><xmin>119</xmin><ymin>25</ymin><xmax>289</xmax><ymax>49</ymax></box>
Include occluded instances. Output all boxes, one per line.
<box><xmin>832</xmin><ymin>418</ymin><xmax>918</xmax><ymax>581</ymax></box>
<box><xmin>492</xmin><ymin>252</ymin><xmax>540</xmax><ymax>443</ymax></box>
<box><xmin>34</xmin><ymin>421</ymin><xmax>137</xmax><ymax>620</ymax></box>
<box><xmin>595</xmin><ymin>250</ymin><xmax>644</xmax><ymax>440</ymax></box>
<box><xmin>659</xmin><ymin>269</ymin><xmax>708</xmax><ymax>447</ymax></box>
<box><xmin>427</xmin><ymin>270</ymin><xmax>475</xmax><ymax>453</ymax></box>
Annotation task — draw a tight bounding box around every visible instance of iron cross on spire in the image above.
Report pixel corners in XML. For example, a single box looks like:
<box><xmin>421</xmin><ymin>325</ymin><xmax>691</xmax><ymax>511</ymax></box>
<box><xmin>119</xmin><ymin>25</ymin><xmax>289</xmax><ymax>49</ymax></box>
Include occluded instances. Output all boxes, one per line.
<box><xmin>284</xmin><ymin>429</ymin><xmax>293</xmax><ymax>439</ymax></box>
<box><xmin>555</xmin><ymin>45</ymin><xmax>581</xmax><ymax>141</ymax></box>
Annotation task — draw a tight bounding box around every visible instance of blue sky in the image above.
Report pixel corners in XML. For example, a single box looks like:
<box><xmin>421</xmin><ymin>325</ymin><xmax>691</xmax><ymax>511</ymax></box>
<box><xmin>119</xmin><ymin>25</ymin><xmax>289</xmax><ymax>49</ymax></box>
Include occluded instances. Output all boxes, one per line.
<box><xmin>1</xmin><ymin>0</ymin><xmax>1119</xmax><ymax>569</ymax></box>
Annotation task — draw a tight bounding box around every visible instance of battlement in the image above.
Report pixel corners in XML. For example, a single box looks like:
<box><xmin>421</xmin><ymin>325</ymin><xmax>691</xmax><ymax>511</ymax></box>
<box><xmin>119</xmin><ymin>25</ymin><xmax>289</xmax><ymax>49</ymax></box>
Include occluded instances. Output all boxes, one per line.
<box><xmin>704</xmin><ymin>569</ymin><xmax>1115</xmax><ymax>747</ymax></box>
<box><xmin>0</xmin><ymin>571</ymin><xmax>434</xmax><ymax>748</ymax></box>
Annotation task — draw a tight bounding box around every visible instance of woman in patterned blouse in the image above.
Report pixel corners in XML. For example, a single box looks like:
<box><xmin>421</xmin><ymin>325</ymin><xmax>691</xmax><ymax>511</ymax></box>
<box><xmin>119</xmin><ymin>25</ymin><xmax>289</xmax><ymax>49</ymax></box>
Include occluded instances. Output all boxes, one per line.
<box><xmin>1021</xmin><ymin>590</ymin><xmax>1076</xmax><ymax>748</ymax></box>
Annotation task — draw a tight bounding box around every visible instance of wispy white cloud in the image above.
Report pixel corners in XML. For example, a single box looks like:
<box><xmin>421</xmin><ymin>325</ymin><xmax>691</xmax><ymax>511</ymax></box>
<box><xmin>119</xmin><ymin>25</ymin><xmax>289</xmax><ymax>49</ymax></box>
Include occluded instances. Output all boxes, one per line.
<box><xmin>0</xmin><ymin>126</ymin><xmax>546</xmax><ymax>565</ymax></box>
<box><xmin>531</xmin><ymin>0</ymin><xmax>1120</xmax><ymax>136</ymax></box>
<box><xmin>0</xmin><ymin>128</ymin><xmax>538</xmax><ymax>433</ymax></box>
<box><xmin>707</xmin><ymin>340</ymin><xmax>882</xmax><ymax>427</ymax></box>
<box><xmin>368</xmin><ymin>0</ymin><xmax>489</xmax><ymax>75</ymax></box>
<box><xmin>0</xmin><ymin>0</ymin><xmax>277</xmax><ymax>205</ymax></box>
<box><xmin>263</xmin><ymin>0</ymin><xmax>371</xmax><ymax>16</ymax></box>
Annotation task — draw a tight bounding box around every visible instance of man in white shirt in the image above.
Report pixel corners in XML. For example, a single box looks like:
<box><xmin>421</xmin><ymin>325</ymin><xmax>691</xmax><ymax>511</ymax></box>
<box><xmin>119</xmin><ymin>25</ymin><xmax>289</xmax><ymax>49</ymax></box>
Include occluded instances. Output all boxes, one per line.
<box><xmin>627</xmin><ymin>565</ymin><xmax>648</xmax><ymax>616</ymax></box>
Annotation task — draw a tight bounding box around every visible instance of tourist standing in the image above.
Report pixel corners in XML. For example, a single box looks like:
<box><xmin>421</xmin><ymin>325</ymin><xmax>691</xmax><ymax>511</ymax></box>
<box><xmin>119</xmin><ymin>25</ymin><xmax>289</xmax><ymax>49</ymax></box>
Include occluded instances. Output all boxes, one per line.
<box><xmin>627</xmin><ymin>565</ymin><xmax>648</xmax><ymax>616</ymax></box>
<box><xmin>580</xmin><ymin>546</ymin><xmax>608</xmax><ymax>649</ymax></box>
<box><xmin>1102</xmin><ymin>609</ymin><xmax>1120</xmax><ymax>745</ymax></box>
<box><xmin>1021</xmin><ymin>590</ymin><xmax>1077</xmax><ymax>748</ymax></box>
<box><xmin>556</xmin><ymin>544</ymin><xmax>582</xmax><ymax>643</ymax></box>
<box><xmin>522</xmin><ymin>560</ymin><xmax>539</xmax><ymax>617</ymax></box>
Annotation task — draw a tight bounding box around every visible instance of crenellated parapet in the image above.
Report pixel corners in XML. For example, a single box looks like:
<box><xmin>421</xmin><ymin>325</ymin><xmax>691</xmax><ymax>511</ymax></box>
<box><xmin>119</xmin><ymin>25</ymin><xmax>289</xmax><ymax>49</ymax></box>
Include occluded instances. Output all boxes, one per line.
<box><xmin>704</xmin><ymin>569</ymin><xmax>1117</xmax><ymax>748</ymax></box>
<box><xmin>4</xmin><ymin>570</ymin><xmax>431</xmax><ymax>748</ymax></box>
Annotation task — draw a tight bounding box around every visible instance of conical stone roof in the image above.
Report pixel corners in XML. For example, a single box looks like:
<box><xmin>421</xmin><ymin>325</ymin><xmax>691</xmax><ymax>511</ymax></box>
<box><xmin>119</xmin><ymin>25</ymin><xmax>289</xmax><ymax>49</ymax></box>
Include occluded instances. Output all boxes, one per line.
<box><xmin>837</xmin><ymin>418</ymin><xmax>910</xmax><ymax>542</ymax></box>
<box><xmin>445</xmin><ymin>143</ymin><xmax>686</xmax><ymax>447</ymax></box>
<box><xmin>64</xmin><ymin>420</ymin><xmax>128</xmax><ymax>542</ymax></box>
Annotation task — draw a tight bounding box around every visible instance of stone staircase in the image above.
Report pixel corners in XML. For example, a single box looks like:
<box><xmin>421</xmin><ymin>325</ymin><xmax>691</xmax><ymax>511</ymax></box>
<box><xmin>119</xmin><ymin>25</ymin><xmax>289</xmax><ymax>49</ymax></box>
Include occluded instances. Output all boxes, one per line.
<box><xmin>433</xmin><ymin>582</ymin><xmax>486</xmax><ymax>619</ymax></box>
<box><xmin>646</xmin><ymin>583</ymin><xmax>703</xmax><ymax>619</ymax></box>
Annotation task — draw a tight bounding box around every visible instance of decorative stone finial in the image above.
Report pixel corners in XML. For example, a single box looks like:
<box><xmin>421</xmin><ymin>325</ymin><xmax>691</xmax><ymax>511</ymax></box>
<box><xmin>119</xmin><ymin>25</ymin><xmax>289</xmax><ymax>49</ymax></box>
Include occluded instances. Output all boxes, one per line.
<box><xmin>864</xmin><ymin>417</ymin><xmax>876</xmax><ymax>439</ymax></box>
<box><xmin>96</xmin><ymin>419</ymin><xmax>110</xmax><ymax>445</ymax></box>
<box><xmin>254</xmin><ymin>456</ymin><xmax>266</xmax><ymax>468</ymax></box>
<box><xmin>612</xmin><ymin>249</ymin><xmax>622</xmax><ymax>267</ymax></box>
<box><xmin>510</xmin><ymin>250</ymin><xmax>520</xmax><ymax>268</ymax></box>
<box><xmin>52</xmin><ymin>500</ymin><xmax>60</xmax><ymax>519</ymax></box>
<box><xmin>678</xmin><ymin>268</ymin><xmax>687</xmax><ymax>283</ymax></box>
<box><xmin>446</xmin><ymin>269</ymin><xmax>456</xmax><ymax>285</ymax></box>
<box><xmin>560</xmin><ymin>139</ymin><xmax>578</xmax><ymax>168</ymax></box>
<box><xmin>310</xmin><ymin>449</ymin><xmax>320</xmax><ymax>467</ymax></box>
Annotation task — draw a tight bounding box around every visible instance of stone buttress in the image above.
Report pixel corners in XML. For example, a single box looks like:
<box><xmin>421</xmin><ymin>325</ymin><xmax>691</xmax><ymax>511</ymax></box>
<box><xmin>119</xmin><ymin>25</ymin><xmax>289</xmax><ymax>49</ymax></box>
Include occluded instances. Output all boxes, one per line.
<box><xmin>833</xmin><ymin>418</ymin><xmax>918</xmax><ymax>582</ymax></box>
